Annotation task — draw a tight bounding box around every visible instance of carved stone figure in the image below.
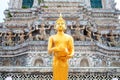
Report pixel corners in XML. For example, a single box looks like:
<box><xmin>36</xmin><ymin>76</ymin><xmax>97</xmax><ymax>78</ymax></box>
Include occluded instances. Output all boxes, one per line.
<box><xmin>36</xmin><ymin>24</ymin><xmax>50</xmax><ymax>40</ymax></box>
<box><xmin>18</xmin><ymin>32</ymin><xmax>26</xmax><ymax>44</ymax></box>
<box><xmin>71</xmin><ymin>24</ymin><xmax>85</xmax><ymax>40</ymax></box>
<box><xmin>83</xmin><ymin>26</ymin><xmax>91</xmax><ymax>41</ymax></box>
<box><xmin>107</xmin><ymin>30</ymin><xmax>117</xmax><ymax>47</ymax></box>
<box><xmin>5</xmin><ymin>31</ymin><xmax>16</xmax><ymax>46</ymax></box>
<box><xmin>93</xmin><ymin>31</ymin><xmax>102</xmax><ymax>42</ymax></box>
<box><xmin>27</xmin><ymin>27</ymin><xmax>35</xmax><ymax>41</ymax></box>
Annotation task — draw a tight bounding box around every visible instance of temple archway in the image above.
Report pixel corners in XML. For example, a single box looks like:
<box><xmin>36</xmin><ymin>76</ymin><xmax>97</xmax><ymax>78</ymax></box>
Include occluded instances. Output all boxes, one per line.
<box><xmin>3</xmin><ymin>60</ymin><xmax>11</xmax><ymax>66</ymax></box>
<box><xmin>34</xmin><ymin>58</ymin><xmax>43</xmax><ymax>66</ymax></box>
<box><xmin>16</xmin><ymin>60</ymin><xmax>21</xmax><ymax>66</ymax></box>
<box><xmin>80</xmin><ymin>58</ymin><xmax>89</xmax><ymax>67</ymax></box>
<box><xmin>102</xmin><ymin>60</ymin><xmax>106</xmax><ymax>67</ymax></box>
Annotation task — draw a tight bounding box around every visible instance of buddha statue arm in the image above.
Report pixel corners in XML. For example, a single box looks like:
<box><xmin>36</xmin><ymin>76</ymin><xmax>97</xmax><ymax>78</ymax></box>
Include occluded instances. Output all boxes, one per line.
<box><xmin>48</xmin><ymin>36</ymin><xmax>59</xmax><ymax>55</ymax></box>
<box><xmin>66</xmin><ymin>36</ymin><xmax>74</xmax><ymax>59</ymax></box>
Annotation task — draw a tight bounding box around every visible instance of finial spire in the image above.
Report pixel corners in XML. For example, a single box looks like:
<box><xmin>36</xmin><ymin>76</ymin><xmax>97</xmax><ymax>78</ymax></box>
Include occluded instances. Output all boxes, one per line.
<box><xmin>60</xmin><ymin>13</ymin><xmax>62</xmax><ymax>18</ymax></box>
<box><xmin>56</xmin><ymin>13</ymin><xmax>65</xmax><ymax>23</ymax></box>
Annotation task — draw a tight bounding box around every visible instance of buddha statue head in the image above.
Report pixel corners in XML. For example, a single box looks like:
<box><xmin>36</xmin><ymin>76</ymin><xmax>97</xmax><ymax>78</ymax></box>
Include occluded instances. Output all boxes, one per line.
<box><xmin>55</xmin><ymin>14</ymin><xmax>66</xmax><ymax>31</ymax></box>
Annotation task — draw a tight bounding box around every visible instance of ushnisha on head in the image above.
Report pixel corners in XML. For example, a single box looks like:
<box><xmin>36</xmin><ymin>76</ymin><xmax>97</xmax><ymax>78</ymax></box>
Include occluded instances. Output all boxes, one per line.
<box><xmin>54</xmin><ymin>14</ymin><xmax>66</xmax><ymax>31</ymax></box>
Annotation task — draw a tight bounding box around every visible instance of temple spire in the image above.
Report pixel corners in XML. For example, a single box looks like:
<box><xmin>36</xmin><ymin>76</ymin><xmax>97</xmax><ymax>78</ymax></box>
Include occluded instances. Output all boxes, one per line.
<box><xmin>60</xmin><ymin>13</ymin><xmax>62</xmax><ymax>18</ymax></box>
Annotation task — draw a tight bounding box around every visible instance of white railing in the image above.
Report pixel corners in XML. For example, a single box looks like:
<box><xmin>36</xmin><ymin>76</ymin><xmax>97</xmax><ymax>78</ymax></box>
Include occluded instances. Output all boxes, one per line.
<box><xmin>0</xmin><ymin>67</ymin><xmax>119</xmax><ymax>72</ymax></box>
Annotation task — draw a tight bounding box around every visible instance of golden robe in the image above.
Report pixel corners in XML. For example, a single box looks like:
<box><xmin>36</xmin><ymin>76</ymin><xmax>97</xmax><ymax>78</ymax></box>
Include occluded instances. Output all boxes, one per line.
<box><xmin>48</xmin><ymin>34</ymin><xmax>74</xmax><ymax>80</ymax></box>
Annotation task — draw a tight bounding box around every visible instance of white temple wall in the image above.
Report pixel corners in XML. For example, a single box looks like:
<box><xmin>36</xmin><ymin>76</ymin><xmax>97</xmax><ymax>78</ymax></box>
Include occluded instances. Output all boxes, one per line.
<box><xmin>9</xmin><ymin>0</ymin><xmax>115</xmax><ymax>9</ymax></box>
<box><xmin>9</xmin><ymin>0</ymin><xmax>22</xmax><ymax>9</ymax></box>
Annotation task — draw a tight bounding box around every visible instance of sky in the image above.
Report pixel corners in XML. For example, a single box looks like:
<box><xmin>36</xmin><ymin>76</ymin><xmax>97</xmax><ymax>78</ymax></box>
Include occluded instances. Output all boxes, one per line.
<box><xmin>0</xmin><ymin>0</ymin><xmax>120</xmax><ymax>23</ymax></box>
<box><xmin>0</xmin><ymin>0</ymin><xmax>9</xmax><ymax>23</ymax></box>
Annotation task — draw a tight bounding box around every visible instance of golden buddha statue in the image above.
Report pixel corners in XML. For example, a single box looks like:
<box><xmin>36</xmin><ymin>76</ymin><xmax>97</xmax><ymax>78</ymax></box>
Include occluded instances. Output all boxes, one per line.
<box><xmin>48</xmin><ymin>14</ymin><xmax>74</xmax><ymax>80</ymax></box>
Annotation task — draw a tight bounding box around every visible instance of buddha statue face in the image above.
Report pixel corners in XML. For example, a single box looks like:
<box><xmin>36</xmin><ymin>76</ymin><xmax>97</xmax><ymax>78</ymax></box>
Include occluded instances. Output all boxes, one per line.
<box><xmin>55</xmin><ymin>14</ymin><xmax>66</xmax><ymax>31</ymax></box>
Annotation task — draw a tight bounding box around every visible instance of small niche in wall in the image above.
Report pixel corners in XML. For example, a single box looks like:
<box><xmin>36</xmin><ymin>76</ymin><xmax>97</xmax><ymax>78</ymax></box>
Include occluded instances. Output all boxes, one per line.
<box><xmin>90</xmin><ymin>0</ymin><xmax>102</xmax><ymax>8</ymax></box>
<box><xmin>22</xmin><ymin>0</ymin><xmax>34</xmax><ymax>8</ymax></box>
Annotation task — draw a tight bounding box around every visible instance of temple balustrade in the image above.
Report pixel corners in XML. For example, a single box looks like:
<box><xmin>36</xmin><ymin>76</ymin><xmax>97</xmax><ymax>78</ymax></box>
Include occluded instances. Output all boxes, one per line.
<box><xmin>42</xmin><ymin>2</ymin><xmax>80</xmax><ymax>7</ymax></box>
<box><xmin>6</xmin><ymin>17</ymin><xmax>36</xmax><ymax>21</ymax></box>
<box><xmin>92</xmin><ymin>12</ymin><xmax>114</xmax><ymax>18</ymax></box>
<box><xmin>0</xmin><ymin>67</ymin><xmax>119</xmax><ymax>73</ymax></box>
<box><xmin>13</xmin><ymin>13</ymin><xmax>32</xmax><ymax>17</ymax></box>
<box><xmin>0</xmin><ymin>41</ymin><xmax>119</xmax><ymax>56</ymax></box>
<box><xmin>0</xmin><ymin>72</ymin><xmax>119</xmax><ymax>80</ymax></box>
<box><xmin>42</xmin><ymin>7</ymin><xmax>79</xmax><ymax>13</ymax></box>
<box><xmin>44</xmin><ymin>0</ymin><xmax>81</xmax><ymax>2</ymax></box>
<box><xmin>42</xmin><ymin>13</ymin><xmax>80</xmax><ymax>18</ymax></box>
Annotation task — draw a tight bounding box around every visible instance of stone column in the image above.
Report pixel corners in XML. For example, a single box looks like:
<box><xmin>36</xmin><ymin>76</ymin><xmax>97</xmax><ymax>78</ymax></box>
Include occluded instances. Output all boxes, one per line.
<box><xmin>17</xmin><ymin>0</ymin><xmax>22</xmax><ymax>9</ymax></box>
<box><xmin>105</xmin><ymin>0</ymin><xmax>116</xmax><ymax>9</ymax></box>
<box><xmin>9</xmin><ymin>0</ymin><xmax>14</xmax><ymax>9</ymax></box>
<box><xmin>84</xmin><ymin>0</ymin><xmax>91</xmax><ymax>8</ymax></box>
<box><xmin>33</xmin><ymin>0</ymin><xmax>38</xmax><ymax>7</ymax></box>
<box><xmin>9</xmin><ymin>0</ymin><xmax>22</xmax><ymax>9</ymax></box>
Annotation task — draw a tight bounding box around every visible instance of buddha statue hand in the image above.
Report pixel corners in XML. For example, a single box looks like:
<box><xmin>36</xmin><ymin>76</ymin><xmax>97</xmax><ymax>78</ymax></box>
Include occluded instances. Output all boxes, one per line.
<box><xmin>58</xmin><ymin>44</ymin><xmax>68</xmax><ymax>52</ymax></box>
<box><xmin>66</xmin><ymin>54</ymin><xmax>73</xmax><ymax>59</ymax></box>
<box><xmin>51</xmin><ymin>47</ymin><xmax>60</xmax><ymax>52</ymax></box>
<box><xmin>58</xmin><ymin>54</ymin><xmax>73</xmax><ymax>61</ymax></box>
<box><xmin>51</xmin><ymin>45</ymin><xmax>68</xmax><ymax>52</ymax></box>
<box><xmin>51</xmin><ymin>45</ymin><xmax>68</xmax><ymax>57</ymax></box>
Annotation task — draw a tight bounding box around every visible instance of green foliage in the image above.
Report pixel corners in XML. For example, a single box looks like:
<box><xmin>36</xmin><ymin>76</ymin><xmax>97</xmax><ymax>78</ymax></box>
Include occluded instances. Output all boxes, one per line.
<box><xmin>8</xmin><ymin>12</ymin><xmax>12</xmax><ymax>18</ymax></box>
<box><xmin>43</xmin><ymin>6</ymin><xmax>48</xmax><ymax>8</ymax></box>
<box><xmin>22</xmin><ymin>5</ymin><xmax>29</xmax><ymax>9</ymax></box>
<box><xmin>38</xmin><ymin>0</ymin><xmax>44</xmax><ymax>4</ymax></box>
<box><xmin>38</xmin><ymin>0</ymin><xmax>41</xmax><ymax>4</ymax></box>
